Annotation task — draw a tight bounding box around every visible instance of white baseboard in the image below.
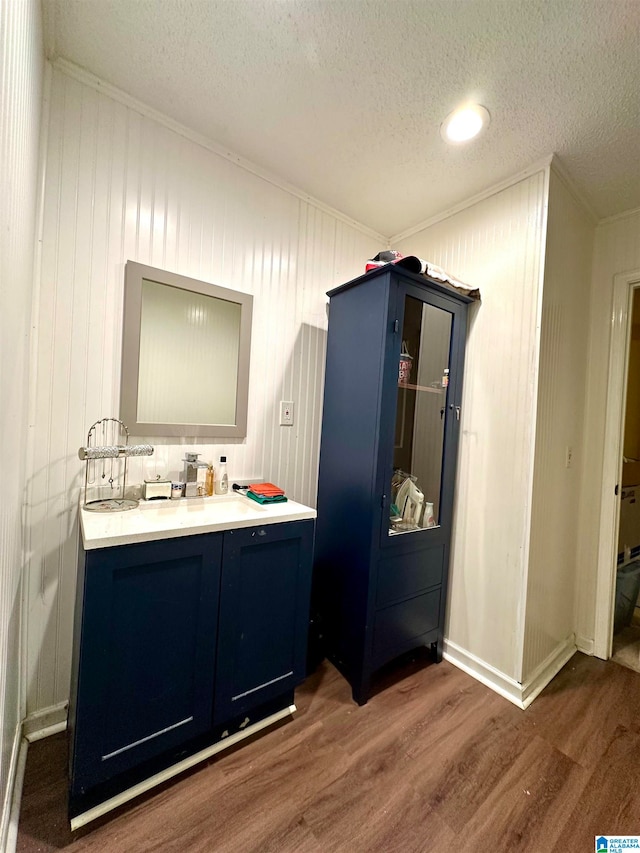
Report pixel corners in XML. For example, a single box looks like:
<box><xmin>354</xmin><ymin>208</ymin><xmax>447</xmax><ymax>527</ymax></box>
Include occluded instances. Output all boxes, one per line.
<box><xmin>443</xmin><ymin>640</ymin><xmax>526</xmax><ymax>708</ymax></box>
<box><xmin>575</xmin><ymin>634</ymin><xmax>595</xmax><ymax>655</ymax></box>
<box><xmin>1</xmin><ymin>704</ymin><xmax>68</xmax><ymax>851</ymax></box>
<box><xmin>22</xmin><ymin>702</ymin><xmax>68</xmax><ymax>742</ymax></box>
<box><xmin>0</xmin><ymin>722</ymin><xmax>25</xmax><ymax>853</ymax></box>
<box><xmin>520</xmin><ymin>635</ymin><xmax>577</xmax><ymax>709</ymax></box>
<box><xmin>444</xmin><ymin>635</ymin><xmax>578</xmax><ymax>710</ymax></box>
<box><xmin>71</xmin><ymin>703</ymin><xmax>297</xmax><ymax>831</ymax></box>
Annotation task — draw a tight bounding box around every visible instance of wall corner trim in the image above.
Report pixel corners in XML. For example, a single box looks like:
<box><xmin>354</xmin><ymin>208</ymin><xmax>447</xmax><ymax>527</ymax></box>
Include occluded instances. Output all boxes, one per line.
<box><xmin>575</xmin><ymin>634</ymin><xmax>595</xmax><ymax>655</ymax></box>
<box><xmin>443</xmin><ymin>640</ymin><xmax>526</xmax><ymax>709</ymax></box>
<box><xmin>520</xmin><ymin>635</ymin><xmax>577</xmax><ymax>708</ymax></box>
<box><xmin>445</xmin><ymin>636</ymin><xmax>577</xmax><ymax>710</ymax></box>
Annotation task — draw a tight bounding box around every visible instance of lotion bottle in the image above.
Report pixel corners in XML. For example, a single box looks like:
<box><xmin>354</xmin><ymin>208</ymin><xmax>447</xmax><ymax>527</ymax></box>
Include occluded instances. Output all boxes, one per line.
<box><xmin>215</xmin><ymin>456</ymin><xmax>228</xmax><ymax>494</ymax></box>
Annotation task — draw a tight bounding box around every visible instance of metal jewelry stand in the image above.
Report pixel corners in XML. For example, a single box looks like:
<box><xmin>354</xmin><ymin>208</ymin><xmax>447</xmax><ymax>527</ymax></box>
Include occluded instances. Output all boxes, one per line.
<box><xmin>78</xmin><ymin>417</ymin><xmax>154</xmax><ymax>511</ymax></box>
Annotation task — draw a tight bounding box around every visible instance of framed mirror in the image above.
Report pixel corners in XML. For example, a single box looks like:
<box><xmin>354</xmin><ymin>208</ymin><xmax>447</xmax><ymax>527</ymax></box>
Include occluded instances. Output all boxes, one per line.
<box><xmin>120</xmin><ymin>261</ymin><xmax>253</xmax><ymax>437</ymax></box>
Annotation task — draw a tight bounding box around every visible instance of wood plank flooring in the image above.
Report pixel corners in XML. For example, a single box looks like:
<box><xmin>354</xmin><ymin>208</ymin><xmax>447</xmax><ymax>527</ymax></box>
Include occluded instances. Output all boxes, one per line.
<box><xmin>16</xmin><ymin>652</ymin><xmax>640</xmax><ymax>852</ymax></box>
<box><xmin>612</xmin><ymin>608</ymin><xmax>640</xmax><ymax>674</ymax></box>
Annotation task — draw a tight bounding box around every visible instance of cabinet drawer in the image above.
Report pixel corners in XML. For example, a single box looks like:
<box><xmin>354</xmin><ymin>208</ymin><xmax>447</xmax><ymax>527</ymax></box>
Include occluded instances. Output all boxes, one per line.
<box><xmin>376</xmin><ymin>545</ymin><xmax>444</xmax><ymax>607</ymax></box>
<box><xmin>372</xmin><ymin>589</ymin><xmax>440</xmax><ymax>665</ymax></box>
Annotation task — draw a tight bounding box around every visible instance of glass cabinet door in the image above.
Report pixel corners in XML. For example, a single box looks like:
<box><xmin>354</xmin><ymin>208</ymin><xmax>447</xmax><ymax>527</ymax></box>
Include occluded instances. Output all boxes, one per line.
<box><xmin>388</xmin><ymin>294</ymin><xmax>453</xmax><ymax>536</ymax></box>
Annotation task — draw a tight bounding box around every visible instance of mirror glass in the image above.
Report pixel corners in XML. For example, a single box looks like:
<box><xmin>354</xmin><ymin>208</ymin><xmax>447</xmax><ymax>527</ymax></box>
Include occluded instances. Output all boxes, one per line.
<box><xmin>120</xmin><ymin>262</ymin><xmax>253</xmax><ymax>437</ymax></box>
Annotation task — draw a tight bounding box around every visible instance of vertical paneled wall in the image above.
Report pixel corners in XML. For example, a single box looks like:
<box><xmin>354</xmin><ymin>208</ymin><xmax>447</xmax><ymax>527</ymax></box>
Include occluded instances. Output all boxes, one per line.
<box><xmin>26</xmin><ymin>66</ymin><xmax>382</xmax><ymax>716</ymax></box>
<box><xmin>576</xmin><ymin>208</ymin><xmax>640</xmax><ymax>645</ymax></box>
<box><xmin>395</xmin><ymin>172</ymin><xmax>547</xmax><ymax>682</ymax></box>
<box><xmin>0</xmin><ymin>0</ymin><xmax>43</xmax><ymax>835</ymax></box>
<box><xmin>522</xmin><ymin>169</ymin><xmax>594</xmax><ymax>683</ymax></box>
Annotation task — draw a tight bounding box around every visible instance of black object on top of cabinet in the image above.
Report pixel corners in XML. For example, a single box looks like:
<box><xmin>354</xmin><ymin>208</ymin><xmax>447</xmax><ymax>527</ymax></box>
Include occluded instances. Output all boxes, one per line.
<box><xmin>69</xmin><ymin>519</ymin><xmax>314</xmax><ymax>821</ymax></box>
<box><xmin>312</xmin><ymin>264</ymin><xmax>471</xmax><ymax>705</ymax></box>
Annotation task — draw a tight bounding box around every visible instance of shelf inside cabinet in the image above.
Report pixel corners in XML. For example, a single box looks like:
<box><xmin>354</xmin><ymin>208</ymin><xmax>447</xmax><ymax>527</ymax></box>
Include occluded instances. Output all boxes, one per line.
<box><xmin>398</xmin><ymin>383</ymin><xmax>445</xmax><ymax>394</ymax></box>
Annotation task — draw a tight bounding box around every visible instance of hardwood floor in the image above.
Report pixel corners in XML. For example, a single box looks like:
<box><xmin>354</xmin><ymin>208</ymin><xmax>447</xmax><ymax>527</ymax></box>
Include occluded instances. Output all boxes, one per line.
<box><xmin>612</xmin><ymin>608</ymin><xmax>640</xmax><ymax>674</ymax></box>
<box><xmin>17</xmin><ymin>652</ymin><xmax>640</xmax><ymax>852</ymax></box>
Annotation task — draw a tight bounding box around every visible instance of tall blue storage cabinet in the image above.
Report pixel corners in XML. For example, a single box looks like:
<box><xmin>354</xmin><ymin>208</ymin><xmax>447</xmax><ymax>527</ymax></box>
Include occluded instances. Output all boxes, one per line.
<box><xmin>312</xmin><ymin>265</ymin><xmax>471</xmax><ymax>705</ymax></box>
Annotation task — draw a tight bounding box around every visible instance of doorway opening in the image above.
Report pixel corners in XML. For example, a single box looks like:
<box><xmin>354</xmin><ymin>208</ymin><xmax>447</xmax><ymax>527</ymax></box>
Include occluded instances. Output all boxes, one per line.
<box><xmin>595</xmin><ymin>270</ymin><xmax>640</xmax><ymax>662</ymax></box>
<box><xmin>611</xmin><ymin>287</ymin><xmax>640</xmax><ymax>672</ymax></box>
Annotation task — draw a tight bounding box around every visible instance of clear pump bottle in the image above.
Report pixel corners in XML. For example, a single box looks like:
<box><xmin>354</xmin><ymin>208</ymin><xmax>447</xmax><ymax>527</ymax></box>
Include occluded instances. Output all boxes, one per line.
<box><xmin>215</xmin><ymin>456</ymin><xmax>228</xmax><ymax>495</ymax></box>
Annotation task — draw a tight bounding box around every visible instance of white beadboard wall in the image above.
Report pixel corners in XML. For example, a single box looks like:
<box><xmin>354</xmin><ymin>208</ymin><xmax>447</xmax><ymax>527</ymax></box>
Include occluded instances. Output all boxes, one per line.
<box><xmin>25</xmin><ymin>65</ymin><xmax>383</xmax><ymax>716</ymax></box>
<box><xmin>394</xmin><ymin>170</ymin><xmax>548</xmax><ymax>683</ymax></box>
<box><xmin>522</xmin><ymin>168</ymin><xmax>594</xmax><ymax>684</ymax></box>
<box><xmin>576</xmin><ymin>208</ymin><xmax>640</xmax><ymax>645</ymax></box>
<box><xmin>0</xmin><ymin>0</ymin><xmax>43</xmax><ymax>839</ymax></box>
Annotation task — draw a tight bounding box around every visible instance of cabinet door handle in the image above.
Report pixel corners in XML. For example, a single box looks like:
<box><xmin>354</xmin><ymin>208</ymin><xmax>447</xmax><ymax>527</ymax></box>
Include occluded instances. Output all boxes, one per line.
<box><xmin>455</xmin><ymin>406</ymin><xmax>461</xmax><ymax>421</ymax></box>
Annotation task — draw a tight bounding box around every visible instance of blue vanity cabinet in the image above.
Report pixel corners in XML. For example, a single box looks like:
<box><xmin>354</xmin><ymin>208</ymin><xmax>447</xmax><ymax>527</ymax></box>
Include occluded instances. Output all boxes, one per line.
<box><xmin>69</xmin><ymin>513</ymin><xmax>315</xmax><ymax>822</ymax></box>
<box><xmin>214</xmin><ymin>520</ymin><xmax>315</xmax><ymax>721</ymax></box>
<box><xmin>69</xmin><ymin>533</ymin><xmax>222</xmax><ymax>800</ymax></box>
<box><xmin>312</xmin><ymin>264</ymin><xmax>471</xmax><ymax>705</ymax></box>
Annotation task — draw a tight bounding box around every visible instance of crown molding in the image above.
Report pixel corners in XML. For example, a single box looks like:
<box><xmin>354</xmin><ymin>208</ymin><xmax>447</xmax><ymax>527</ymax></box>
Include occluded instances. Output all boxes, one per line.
<box><xmin>548</xmin><ymin>154</ymin><xmax>599</xmax><ymax>224</ymax></box>
<box><xmin>389</xmin><ymin>155</ymin><xmax>554</xmax><ymax>243</ymax></box>
<box><xmin>597</xmin><ymin>205</ymin><xmax>640</xmax><ymax>228</ymax></box>
<box><xmin>51</xmin><ymin>58</ymin><xmax>387</xmax><ymax>245</ymax></box>
<box><xmin>50</xmin><ymin>59</ymin><xmax>632</xmax><ymax>241</ymax></box>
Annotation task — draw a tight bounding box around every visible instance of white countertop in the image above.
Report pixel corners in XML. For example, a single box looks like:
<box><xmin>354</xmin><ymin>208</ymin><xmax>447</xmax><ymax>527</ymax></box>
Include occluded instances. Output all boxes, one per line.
<box><xmin>80</xmin><ymin>493</ymin><xmax>316</xmax><ymax>549</ymax></box>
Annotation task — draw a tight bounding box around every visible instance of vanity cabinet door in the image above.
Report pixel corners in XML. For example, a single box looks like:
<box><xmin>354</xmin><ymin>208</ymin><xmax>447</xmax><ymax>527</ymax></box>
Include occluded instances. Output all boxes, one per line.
<box><xmin>70</xmin><ymin>533</ymin><xmax>221</xmax><ymax>796</ymax></box>
<box><xmin>213</xmin><ymin>520</ymin><xmax>314</xmax><ymax>722</ymax></box>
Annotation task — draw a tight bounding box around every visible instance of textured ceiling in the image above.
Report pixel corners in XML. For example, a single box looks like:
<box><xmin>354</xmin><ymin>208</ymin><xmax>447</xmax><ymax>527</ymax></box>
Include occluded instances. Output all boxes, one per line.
<box><xmin>46</xmin><ymin>0</ymin><xmax>640</xmax><ymax>236</ymax></box>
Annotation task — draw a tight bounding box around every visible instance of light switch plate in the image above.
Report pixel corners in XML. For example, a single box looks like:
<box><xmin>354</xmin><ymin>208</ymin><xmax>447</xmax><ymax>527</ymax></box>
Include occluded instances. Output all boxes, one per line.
<box><xmin>280</xmin><ymin>400</ymin><xmax>294</xmax><ymax>426</ymax></box>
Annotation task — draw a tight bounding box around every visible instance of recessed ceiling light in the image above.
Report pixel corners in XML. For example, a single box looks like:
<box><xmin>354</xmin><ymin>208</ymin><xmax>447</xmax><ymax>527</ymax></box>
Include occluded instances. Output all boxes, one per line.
<box><xmin>441</xmin><ymin>104</ymin><xmax>490</xmax><ymax>144</ymax></box>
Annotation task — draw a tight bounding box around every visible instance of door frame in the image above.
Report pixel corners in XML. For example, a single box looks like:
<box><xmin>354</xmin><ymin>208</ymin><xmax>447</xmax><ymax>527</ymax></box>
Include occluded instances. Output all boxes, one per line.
<box><xmin>594</xmin><ymin>268</ymin><xmax>640</xmax><ymax>659</ymax></box>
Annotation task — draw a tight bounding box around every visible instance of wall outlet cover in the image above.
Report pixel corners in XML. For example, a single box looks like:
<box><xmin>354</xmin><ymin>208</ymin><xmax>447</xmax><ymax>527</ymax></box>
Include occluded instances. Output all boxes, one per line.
<box><xmin>280</xmin><ymin>401</ymin><xmax>294</xmax><ymax>426</ymax></box>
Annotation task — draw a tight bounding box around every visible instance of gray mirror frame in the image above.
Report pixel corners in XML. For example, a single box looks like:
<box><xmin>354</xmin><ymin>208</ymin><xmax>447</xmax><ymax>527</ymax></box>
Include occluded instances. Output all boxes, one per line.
<box><xmin>120</xmin><ymin>261</ymin><xmax>253</xmax><ymax>437</ymax></box>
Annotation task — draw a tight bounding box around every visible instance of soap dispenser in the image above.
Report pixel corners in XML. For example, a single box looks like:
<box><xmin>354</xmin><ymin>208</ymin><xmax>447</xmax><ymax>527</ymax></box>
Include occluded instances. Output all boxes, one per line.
<box><xmin>215</xmin><ymin>456</ymin><xmax>228</xmax><ymax>495</ymax></box>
